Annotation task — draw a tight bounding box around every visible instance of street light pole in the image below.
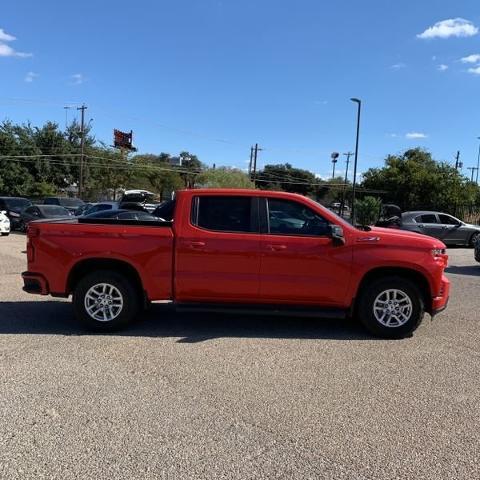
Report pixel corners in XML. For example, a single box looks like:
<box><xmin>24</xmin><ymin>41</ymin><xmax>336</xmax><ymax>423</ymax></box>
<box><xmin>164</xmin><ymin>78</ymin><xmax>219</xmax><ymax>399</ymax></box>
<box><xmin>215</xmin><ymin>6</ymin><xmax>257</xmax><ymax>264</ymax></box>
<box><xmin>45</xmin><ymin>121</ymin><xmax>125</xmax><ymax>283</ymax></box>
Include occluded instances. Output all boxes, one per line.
<box><xmin>350</xmin><ymin>98</ymin><xmax>362</xmax><ymax>226</ymax></box>
<box><xmin>476</xmin><ymin>137</ymin><xmax>480</xmax><ymax>184</ymax></box>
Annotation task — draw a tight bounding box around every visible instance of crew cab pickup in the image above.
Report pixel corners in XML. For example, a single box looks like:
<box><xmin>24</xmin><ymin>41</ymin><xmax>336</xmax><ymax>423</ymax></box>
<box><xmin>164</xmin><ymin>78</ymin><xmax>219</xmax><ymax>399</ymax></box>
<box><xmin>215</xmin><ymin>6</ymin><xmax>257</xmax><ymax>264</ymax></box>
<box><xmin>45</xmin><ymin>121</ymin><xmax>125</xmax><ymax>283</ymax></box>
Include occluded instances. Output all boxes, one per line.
<box><xmin>22</xmin><ymin>189</ymin><xmax>450</xmax><ymax>338</ymax></box>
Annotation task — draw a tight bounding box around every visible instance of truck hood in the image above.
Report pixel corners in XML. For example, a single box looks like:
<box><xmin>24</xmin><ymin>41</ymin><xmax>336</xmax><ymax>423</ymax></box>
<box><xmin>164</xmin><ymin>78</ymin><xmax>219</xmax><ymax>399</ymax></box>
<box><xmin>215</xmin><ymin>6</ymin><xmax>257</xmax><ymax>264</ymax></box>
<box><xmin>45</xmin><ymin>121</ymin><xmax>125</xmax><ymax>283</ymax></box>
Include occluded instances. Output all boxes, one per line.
<box><xmin>357</xmin><ymin>226</ymin><xmax>446</xmax><ymax>249</ymax></box>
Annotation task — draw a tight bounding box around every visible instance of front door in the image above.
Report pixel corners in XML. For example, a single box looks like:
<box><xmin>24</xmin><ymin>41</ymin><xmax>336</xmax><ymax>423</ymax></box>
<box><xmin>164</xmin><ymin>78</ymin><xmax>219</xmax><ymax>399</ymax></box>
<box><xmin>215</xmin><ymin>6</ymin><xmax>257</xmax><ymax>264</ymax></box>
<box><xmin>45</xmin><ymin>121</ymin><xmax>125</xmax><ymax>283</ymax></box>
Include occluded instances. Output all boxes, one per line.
<box><xmin>259</xmin><ymin>197</ymin><xmax>352</xmax><ymax>307</ymax></box>
<box><xmin>175</xmin><ymin>195</ymin><xmax>261</xmax><ymax>303</ymax></box>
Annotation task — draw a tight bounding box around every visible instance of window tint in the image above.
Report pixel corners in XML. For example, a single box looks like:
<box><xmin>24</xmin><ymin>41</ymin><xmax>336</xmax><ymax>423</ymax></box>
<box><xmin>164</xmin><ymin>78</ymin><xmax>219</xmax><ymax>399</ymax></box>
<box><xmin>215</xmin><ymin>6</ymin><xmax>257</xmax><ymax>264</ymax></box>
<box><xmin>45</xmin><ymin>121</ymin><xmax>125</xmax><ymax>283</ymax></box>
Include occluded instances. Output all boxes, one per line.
<box><xmin>24</xmin><ymin>206</ymin><xmax>36</xmax><ymax>214</ymax></box>
<box><xmin>438</xmin><ymin>214</ymin><xmax>460</xmax><ymax>225</ymax></box>
<box><xmin>267</xmin><ymin>198</ymin><xmax>330</xmax><ymax>236</ymax></box>
<box><xmin>193</xmin><ymin>196</ymin><xmax>254</xmax><ymax>233</ymax></box>
<box><xmin>417</xmin><ymin>214</ymin><xmax>438</xmax><ymax>223</ymax></box>
<box><xmin>43</xmin><ymin>198</ymin><xmax>57</xmax><ymax>205</ymax></box>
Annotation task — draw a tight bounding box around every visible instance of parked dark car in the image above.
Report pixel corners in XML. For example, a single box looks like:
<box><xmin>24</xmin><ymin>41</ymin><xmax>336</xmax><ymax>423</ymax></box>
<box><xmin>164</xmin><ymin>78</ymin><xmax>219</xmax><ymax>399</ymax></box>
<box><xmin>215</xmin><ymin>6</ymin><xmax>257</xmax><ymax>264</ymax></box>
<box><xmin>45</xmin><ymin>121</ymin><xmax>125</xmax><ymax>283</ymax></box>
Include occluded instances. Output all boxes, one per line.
<box><xmin>74</xmin><ymin>202</ymin><xmax>95</xmax><ymax>216</ymax></box>
<box><xmin>401</xmin><ymin>211</ymin><xmax>480</xmax><ymax>246</ymax></box>
<box><xmin>82</xmin><ymin>209</ymin><xmax>162</xmax><ymax>221</ymax></box>
<box><xmin>80</xmin><ymin>202</ymin><xmax>117</xmax><ymax>216</ymax></box>
<box><xmin>0</xmin><ymin>196</ymin><xmax>33</xmax><ymax>230</ymax></box>
<box><xmin>474</xmin><ymin>236</ymin><xmax>480</xmax><ymax>263</ymax></box>
<box><xmin>20</xmin><ymin>205</ymin><xmax>71</xmax><ymax>231</ymax></box>
<box><xmin>43</xmin><ymin>197</ymin><xmax>84</xmax><ymax>214</ymax></box>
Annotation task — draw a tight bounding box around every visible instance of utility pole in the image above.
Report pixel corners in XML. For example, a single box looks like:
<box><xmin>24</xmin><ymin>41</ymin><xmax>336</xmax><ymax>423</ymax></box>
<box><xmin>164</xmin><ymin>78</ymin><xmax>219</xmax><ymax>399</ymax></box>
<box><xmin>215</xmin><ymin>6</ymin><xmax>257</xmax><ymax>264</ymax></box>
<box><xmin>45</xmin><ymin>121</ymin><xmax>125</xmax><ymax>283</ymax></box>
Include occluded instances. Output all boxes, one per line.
<box><xmin>77</xmin><ymin>104</ymin><xmax>87</xmax><ymax>198</ymax></box>
<box><xmin>340</xmin><ymin>152</ymin><xmax>354</xmax><ymax>217</ymax></box>
<box><xmin>248</xmin><ymin>146</ymin><xmax>254</xmax><ymax>175</ymax></box>
<box><xmin>476</xmin><ymin>137</ymin><xmax>480</xmax><ymax>184</ymax></box>
<box><xmin>252</xmin><ymin>143</ymin><xmax>262</xmax><ymax>184</ymax></box>
<box><xmin>455</xmin><ymin>150</ymin><xmax>462</xmax><ymax>171</ymax></box>
<box><xmin>467</xmin><ymin>167</ymin><xmax>478</xmax><ymax>182</ymax></box>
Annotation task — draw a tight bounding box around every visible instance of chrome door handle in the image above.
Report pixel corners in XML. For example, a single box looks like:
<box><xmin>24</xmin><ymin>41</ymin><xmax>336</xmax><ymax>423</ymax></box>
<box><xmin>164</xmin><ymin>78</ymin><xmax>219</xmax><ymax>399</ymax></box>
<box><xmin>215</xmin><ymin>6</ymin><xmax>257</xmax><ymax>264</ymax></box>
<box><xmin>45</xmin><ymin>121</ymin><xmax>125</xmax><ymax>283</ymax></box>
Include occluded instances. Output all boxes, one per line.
<box><xmin>187</xmin><ymin>241</ymin><xmax>206</xmax><ymax>250</ymax></box>
<box><xmin>267</xmin><ymin>244</ymin><xmax>287</xmax><ymax>251</ymax></box>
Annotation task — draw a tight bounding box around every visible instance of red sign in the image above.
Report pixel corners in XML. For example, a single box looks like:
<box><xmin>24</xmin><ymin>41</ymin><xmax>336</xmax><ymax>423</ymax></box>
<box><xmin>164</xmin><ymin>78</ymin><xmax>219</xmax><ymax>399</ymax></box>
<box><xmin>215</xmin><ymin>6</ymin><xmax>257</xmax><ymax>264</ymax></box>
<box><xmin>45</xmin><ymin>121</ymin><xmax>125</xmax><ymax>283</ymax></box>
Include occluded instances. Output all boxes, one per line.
<box><xmin>113</xmin><ymin>129</ymin><xmax>136</xmax><ymax>151</ymax></box>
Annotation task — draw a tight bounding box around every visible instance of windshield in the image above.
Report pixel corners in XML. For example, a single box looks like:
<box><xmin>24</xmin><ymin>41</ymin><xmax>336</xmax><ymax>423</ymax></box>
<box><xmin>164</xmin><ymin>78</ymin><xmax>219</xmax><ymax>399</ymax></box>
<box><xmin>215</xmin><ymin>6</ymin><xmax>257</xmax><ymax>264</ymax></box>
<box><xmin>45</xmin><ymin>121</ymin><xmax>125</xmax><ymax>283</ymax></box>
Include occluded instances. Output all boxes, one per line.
<box><xmin>39</xmin><ymin>206</ymin><xmax>70</xmax><ymax>216</ymax></box>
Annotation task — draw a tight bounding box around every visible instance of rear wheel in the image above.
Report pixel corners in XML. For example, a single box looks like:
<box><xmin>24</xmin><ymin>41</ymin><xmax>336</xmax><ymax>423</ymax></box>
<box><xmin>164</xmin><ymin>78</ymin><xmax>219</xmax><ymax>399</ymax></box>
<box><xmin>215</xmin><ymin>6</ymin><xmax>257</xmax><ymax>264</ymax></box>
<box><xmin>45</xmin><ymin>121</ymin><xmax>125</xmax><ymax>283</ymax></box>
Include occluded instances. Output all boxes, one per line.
<box><xmin>469</xmin><ymin>232</ymin><xmax>479</xmax><ymax>247</ymax></box>
<box><xmin>1</xmin><ymin>232</ymin><xmax>9</xmax><ymax>236</ymax></box>
<box><xmin>73</xmin><ymin>270</ymin><xmax>140</xmax><ymax>331</ymax></box>
<box><xmin>357</xmin><ymin>276</ymin><xmax>424</xmax><ymax>339</ymax></box>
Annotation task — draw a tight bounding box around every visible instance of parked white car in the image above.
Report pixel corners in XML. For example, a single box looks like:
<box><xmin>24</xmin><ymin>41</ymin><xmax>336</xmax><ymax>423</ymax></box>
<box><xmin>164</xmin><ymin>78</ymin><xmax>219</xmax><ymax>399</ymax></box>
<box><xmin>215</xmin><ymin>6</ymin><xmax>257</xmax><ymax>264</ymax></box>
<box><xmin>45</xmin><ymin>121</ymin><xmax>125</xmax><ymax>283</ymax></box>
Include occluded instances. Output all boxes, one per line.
<box><xmin>0</xmin><ymin>210</ymin><xmax>11</xmax><ymax>236</ymax></box>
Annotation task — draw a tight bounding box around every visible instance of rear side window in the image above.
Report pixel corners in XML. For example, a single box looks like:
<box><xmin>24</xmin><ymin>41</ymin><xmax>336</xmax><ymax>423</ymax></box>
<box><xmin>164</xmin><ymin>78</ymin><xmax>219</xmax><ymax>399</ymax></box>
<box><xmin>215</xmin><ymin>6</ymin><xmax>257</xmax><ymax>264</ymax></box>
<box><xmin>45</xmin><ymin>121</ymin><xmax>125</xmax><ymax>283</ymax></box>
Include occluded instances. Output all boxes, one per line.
<box><xmin>192</xmin><ymin>196</ymin><xmax>255</xmax><ymax>233</ymax></box>
<box><xmin>416</xmin><ymin>214</ymin><xmax>437</xmax><ymax>223</ymax></box>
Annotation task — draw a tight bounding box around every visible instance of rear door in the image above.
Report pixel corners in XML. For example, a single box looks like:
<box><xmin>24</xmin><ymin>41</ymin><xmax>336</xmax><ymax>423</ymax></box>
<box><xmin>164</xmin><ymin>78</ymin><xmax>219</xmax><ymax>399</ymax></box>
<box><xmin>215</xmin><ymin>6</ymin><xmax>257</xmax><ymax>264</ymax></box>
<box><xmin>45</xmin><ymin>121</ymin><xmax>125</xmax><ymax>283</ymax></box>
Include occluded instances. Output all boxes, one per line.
<box><xmin>175</xmin><ymin>194</ymin><xmax>261</xmax><ymax>303</ymax></box>
<box><xmin>415</xmin><ymin>214</ymin><xmax>443</xmax><ymax>239</ymax></box>
<box><xmin>258</xmin><ymin>197</ymin><xmax>352</xmax><ymax>307</ymax></box>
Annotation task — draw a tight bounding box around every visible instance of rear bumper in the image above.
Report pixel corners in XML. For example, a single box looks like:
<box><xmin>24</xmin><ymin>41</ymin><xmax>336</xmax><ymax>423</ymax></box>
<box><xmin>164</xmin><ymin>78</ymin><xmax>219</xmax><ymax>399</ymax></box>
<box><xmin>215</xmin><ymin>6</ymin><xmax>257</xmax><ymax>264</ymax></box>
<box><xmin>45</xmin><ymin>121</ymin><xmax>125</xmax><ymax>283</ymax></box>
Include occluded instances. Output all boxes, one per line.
<box><xmin>22</xmin><ymin>272</ymin><xmax>49</xmax><ymax>295</ymax></box>
<box><xmin>431</xmin><ymin>274</ymin><xmax>450</xmax><ymax>316</ymax></box>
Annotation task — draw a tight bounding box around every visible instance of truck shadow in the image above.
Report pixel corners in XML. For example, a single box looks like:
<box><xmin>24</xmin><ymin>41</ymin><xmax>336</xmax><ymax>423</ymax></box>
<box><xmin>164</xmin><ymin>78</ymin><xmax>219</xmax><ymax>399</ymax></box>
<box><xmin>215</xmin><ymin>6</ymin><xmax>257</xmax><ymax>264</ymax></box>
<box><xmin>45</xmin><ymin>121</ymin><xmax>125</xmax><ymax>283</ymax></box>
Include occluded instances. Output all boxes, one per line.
<box><xmin>0</xmin><ymin>301</ymin><xmax>372</xmax><ymax>341</ymax></box>
<box><xmin>445</xmin><ymin>265</ymin><xmax>480</xmax><ymax>277</ymax></box>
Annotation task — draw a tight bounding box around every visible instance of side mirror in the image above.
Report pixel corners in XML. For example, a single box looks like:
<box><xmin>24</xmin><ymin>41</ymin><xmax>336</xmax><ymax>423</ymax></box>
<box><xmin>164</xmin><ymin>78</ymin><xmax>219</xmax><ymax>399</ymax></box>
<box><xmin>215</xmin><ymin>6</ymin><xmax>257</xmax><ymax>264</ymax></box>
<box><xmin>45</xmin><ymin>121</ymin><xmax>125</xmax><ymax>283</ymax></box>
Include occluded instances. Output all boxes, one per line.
<box><xmin>330</xmin><ymin>225</ymin><xmax>345</xmax><ymax>245</ymax></box>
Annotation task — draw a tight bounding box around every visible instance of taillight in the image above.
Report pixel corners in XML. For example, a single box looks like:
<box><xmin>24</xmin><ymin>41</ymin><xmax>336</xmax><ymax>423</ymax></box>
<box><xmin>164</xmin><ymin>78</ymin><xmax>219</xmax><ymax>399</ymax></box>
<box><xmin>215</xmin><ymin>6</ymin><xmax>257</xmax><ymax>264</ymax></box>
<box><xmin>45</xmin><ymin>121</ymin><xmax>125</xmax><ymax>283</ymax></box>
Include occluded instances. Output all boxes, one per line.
<box><xmin>27</xmin><ymin>225</ymin><xmax>40</xmax><ymax>238</ymax></box>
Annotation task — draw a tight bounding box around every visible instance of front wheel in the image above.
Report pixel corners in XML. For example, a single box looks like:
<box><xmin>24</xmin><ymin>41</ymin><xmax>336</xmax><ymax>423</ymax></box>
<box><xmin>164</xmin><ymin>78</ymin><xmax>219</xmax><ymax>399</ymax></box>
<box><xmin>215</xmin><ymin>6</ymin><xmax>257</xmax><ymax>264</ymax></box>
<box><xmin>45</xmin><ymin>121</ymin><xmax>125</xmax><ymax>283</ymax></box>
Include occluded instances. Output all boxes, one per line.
<box><xmin>73</xmin><ymin>270</ymin><xmax>140</xmax><ymax>332</ymax></box>
<box><xmin>357</xmin><ymin>276</ymin><xmax>424</xmax><ymax>339</ymax></box>
<box><xmin>1</xmin><ymin>232</ymin><xmax>9</xmax><ymax>236</ymax></box>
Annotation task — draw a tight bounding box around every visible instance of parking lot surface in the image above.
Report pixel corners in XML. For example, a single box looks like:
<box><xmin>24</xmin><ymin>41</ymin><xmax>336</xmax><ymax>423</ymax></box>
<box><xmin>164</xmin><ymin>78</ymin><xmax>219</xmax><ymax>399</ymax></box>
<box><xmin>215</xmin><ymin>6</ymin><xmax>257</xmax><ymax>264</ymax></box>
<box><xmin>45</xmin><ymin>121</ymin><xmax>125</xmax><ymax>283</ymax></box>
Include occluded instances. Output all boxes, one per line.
<box><xmin>0</xmin><ymin>233</ymin><xmax>479</xmax><ymax>479</ymax></box>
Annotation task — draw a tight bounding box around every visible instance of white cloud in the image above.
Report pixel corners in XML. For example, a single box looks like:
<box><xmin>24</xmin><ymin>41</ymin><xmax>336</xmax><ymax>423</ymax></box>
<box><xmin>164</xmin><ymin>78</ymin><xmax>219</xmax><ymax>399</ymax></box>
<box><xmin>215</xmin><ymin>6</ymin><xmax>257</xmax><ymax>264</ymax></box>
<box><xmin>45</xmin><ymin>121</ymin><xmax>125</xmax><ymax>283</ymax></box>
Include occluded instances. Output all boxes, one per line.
<box><xmin>467</xmin><ymin>66</ymin><xmax>480</xmax><ymax>75</ymax></box>
<box><xmin>390</xmin><ymin>63</ymin><xmax>406</xmax><ymax>70</ymax></box>
<box><xmin>70</xmin><ymin>73</ymin><xmax>85</xmax><ymax>85</ymax></box>
<box><xmin>0</xmin><ymin>27</ymin><xmax>32</xmax><ymax>57</ymax></box>
<box><xmin>386</xmin><ymin>133</ymin><xmax>398</xmax><ymax>138</ymax></box>
<box><xmin>24</xmin><ymin>71</ymin><xmax>39</xmax><ymax>82</ymax></box>
<box><xmin>0</xmin><ymin>43</ymin><xmax>32</xmax><ymax>57</ymax></box>
<box><xmin>437</xmin><ymin>64</ymin><xmax>448</xmax><ymax>71</ymax></box>
<box><xmin>314</xmin><ymin>100</ymin><xmax>328</xmax><ymax>105</ymax></box>
<box><xmin>417</xmin><ymin>18</ymin><xmax>478</xmax><ymax>39</ymax></box>
<box><xmin>0</xmin><ymin>28</ymin><xmax>16</xmax><ymax>42</ymax></box>
<box><xmin>406</xmin><ymin>132</ymin><xmax>428</xmax><ymax>139</ymax></box>
<box><xmin>460</xmin><ymin>53</ymin><xmax>480</xmax><ymax>63</ymax></box>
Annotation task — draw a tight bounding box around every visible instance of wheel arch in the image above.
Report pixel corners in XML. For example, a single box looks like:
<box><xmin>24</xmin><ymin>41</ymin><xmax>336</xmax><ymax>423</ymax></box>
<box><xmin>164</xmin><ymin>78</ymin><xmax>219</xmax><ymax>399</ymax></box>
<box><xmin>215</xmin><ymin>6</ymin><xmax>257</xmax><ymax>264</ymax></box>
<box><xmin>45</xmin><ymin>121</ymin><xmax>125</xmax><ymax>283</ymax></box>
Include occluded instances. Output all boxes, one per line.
<box><xmin>67</xmin><ymin>258</ymin><xmax>145</xmax><ymax>302</ymax></box>
<box><xmin>353</xmin><ymin>267</ymin><xmax>432</xmax><ymax>314</ymax></box>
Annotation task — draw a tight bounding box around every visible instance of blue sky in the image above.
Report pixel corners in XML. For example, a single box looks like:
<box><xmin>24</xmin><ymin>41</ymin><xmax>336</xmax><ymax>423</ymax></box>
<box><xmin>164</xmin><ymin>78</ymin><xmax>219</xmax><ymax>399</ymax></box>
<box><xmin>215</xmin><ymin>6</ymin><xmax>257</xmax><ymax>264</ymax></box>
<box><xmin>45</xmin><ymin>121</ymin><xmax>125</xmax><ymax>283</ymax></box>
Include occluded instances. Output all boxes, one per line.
<box><xmin>1</xmin><ymin>0</ymin><xmax>480</xmax><ymax>178</ymax></box>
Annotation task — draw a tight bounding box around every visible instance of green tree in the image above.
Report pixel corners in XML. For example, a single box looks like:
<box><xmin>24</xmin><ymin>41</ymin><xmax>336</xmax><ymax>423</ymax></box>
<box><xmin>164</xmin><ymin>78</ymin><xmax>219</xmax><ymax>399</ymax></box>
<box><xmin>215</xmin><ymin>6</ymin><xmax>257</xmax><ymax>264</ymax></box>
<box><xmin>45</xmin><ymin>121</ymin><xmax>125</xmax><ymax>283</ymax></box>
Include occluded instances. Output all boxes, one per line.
<box><xmin>198</xmin><ymin>167</ymin><xmax>254</xmax><ymax>188</ymax></box>
<box><xmin>256</xmin><ymin>163</ymin><xmax>317</xmax><ymax>195</ymax></box>
<box><xmin>355</xmin><ymin>196</ymin><xmax>382</xmax><ymax>227</ymax></box>
<box><xmin>361</xmin><ymin>148</ymin><xmax>479</xmax><ymax>213</ymax></box>
<box><xmin>179</xmin><ymin>151</ymin><xmax>203</xmax><ymax>188</ymax></box>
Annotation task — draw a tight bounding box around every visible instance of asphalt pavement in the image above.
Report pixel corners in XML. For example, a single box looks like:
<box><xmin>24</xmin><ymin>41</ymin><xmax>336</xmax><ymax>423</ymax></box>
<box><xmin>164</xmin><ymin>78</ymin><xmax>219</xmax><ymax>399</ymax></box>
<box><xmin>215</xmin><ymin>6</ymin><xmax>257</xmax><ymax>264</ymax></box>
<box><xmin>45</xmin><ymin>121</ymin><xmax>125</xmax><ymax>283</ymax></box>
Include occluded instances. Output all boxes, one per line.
<box><xmin>0</xmin><ymin>232</ymin><xmax>479</xmax><ymax>479</ymax></box>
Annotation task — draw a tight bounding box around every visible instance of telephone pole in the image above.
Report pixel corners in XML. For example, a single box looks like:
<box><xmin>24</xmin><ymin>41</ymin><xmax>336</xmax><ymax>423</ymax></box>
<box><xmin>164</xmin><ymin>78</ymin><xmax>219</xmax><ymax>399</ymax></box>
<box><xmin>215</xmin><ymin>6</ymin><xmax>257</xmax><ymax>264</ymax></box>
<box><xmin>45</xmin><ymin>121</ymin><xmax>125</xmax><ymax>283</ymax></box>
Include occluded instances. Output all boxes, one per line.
<box><xmin>340</xmin><ymin>152</ymin><xmax>354</xmax><ymax>217</ymax></box>
<box><xmin>467</xmin><ymin>167</ymin><xmax>478</xmax><ymax>182</ymax></box>
<box><xmin>252</xmin><ymin>143</ymin><xmax>262</xmax><ymax>184</ymax></box>
<box><xmin>248</xmin><ymin>146</ymin><xmax>254</xmax><ymax>175</ymax></box>
<box><xmin>455</xmin><ymin>150</ymin><xmax>462</xmax><ymax>171</ymax></box>
<box><xmin>77</xmin><ymin>104</ymin><xmax>87</xmax><ymax>198</ymax></box>
<box><xmin>476</xmin><ymin>137</ymin><xmax>480</xmax><ymax>184</ymax></box>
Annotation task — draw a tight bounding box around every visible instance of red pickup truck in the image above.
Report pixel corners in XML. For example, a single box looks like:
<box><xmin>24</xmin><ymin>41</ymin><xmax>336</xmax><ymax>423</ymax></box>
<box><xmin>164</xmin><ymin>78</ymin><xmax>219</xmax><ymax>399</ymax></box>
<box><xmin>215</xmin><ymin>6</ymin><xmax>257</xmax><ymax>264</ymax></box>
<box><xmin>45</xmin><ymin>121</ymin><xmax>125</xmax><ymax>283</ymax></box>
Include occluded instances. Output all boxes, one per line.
<box><xmin>22</xmin><ymin>189</ymin><xmax>450</xmax><ymax>338</ymax></box>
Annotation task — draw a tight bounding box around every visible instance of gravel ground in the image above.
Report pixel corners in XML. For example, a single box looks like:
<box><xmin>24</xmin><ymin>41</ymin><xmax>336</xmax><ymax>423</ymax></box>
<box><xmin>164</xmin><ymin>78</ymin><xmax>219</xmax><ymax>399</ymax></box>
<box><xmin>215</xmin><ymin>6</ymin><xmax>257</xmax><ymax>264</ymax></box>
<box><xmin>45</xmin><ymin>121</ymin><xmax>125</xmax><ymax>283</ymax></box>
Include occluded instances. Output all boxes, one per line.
<box><xmin>0</xmin><ymin>232</ymin><xmax>479</xmax><ymax>479</ymax></box>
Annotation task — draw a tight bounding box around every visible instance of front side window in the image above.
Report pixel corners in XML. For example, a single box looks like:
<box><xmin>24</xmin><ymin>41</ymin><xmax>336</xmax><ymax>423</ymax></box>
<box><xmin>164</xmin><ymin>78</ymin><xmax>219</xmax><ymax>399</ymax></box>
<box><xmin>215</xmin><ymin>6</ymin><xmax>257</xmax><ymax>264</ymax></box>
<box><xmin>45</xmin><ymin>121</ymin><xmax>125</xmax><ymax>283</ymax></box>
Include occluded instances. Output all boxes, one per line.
<box><xmin>438</xmin><ymin>214</ymin><xmax>460</xmax><ymax>225</ymax></box>
<box><xmin>192</xmin><ymin>196</ymin><xmax>254</xmax><ymax>233</ymax></box>
<box><xmin>267</xmin><ymin>198</ymin><xmax>330</xmax><ymax>236</ymax></box>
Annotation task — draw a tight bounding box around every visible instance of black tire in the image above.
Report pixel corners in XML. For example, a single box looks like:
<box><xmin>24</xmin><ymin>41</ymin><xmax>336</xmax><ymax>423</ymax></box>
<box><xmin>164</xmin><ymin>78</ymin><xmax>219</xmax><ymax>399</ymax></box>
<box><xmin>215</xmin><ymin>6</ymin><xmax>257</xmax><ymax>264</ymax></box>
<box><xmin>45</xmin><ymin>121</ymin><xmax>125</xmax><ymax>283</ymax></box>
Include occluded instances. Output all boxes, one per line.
<box><xmin>1</xmin><ymin>232</ymin><xmax>9</xmax><ymax>236</ymax></box>
<box><xmin>357</xmin><ymin>276</ymin><xmax>424</xmax><ymax>339</ymax></box>
<box><xmin>469</xmin><ymin>232</ymin><xmax>480</xmax><ymax>247</ymax></box>
<box><xmin>73</xmin><ymin>270</ymin><xmax>140</xmax><ymax>332</ymax></box>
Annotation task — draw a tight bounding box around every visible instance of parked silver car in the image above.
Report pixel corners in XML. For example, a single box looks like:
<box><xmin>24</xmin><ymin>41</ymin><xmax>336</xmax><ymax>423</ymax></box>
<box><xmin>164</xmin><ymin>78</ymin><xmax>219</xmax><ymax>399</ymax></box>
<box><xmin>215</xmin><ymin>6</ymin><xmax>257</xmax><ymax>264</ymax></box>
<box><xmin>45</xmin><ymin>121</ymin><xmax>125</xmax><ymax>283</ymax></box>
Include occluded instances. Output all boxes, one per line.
<box><xmin>401</xmin><ymin>211</ymin><xmax>480</xmax><ymax>246</ymax></box>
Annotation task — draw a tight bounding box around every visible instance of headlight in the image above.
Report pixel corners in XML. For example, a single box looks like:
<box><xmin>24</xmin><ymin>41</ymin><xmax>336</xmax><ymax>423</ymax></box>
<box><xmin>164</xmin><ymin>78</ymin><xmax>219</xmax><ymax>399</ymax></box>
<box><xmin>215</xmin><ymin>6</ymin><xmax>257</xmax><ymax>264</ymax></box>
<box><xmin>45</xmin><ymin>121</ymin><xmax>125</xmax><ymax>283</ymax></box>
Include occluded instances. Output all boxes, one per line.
<box><xmin>431</xmin><ymin>248</ymin><xmax>446</xmax><ymax>257</ymax></box>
